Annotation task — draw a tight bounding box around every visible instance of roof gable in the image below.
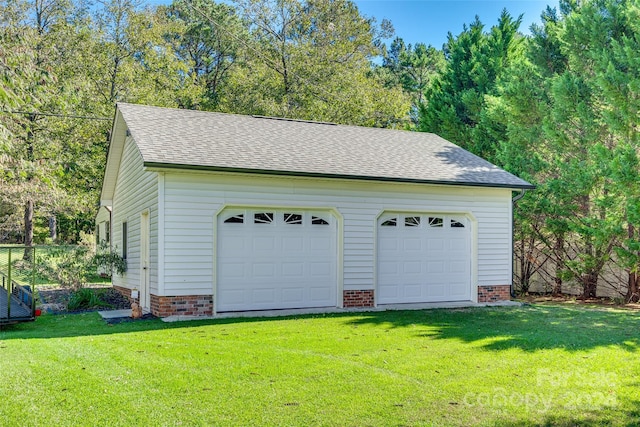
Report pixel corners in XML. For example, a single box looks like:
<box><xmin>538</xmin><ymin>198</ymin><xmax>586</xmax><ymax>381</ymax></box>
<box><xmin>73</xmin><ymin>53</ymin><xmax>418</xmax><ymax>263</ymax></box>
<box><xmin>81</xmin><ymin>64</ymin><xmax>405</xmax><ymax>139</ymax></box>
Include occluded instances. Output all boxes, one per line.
<box><xmin>101</xmin><ymin>103</ymin><xmax>532</xmax><ymax>202</ymax></box>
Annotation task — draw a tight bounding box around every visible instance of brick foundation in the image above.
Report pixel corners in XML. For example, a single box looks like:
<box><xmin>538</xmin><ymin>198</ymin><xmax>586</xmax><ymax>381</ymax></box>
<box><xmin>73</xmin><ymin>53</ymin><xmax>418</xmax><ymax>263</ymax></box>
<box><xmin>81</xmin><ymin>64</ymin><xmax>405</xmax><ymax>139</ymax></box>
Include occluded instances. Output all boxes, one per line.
<box><xmin>112</xmin><ymin>287</ymin><xmax>213</xmax><ymax>317</ymax></box>
<box><xmin>343</xmin><ymin>290</ymin><xmax>374</xmax><ymax>308</ymax></box>
<box><xmin>150</xmin><ymin>294</ymin><xmax>214</xmax><ymax>317</ymax></box>
<box><xmin>477</xmin><ymin>285</ymin><xmax>511</xmax><ymax>303</ymax></box>
<box><xmin>113</xmin><ymin>285</ymin><xmax>135</xmax><ymax>304</ymax></box>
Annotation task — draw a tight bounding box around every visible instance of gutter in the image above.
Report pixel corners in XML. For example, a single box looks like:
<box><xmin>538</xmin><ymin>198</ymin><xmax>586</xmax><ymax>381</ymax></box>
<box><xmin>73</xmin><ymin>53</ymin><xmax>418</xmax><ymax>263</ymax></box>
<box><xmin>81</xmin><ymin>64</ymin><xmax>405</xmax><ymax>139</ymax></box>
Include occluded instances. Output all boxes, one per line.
<box><xmin>511</xmin><ymin>189</ymin><xmax>527</xmax><ymax>298</ymax></box>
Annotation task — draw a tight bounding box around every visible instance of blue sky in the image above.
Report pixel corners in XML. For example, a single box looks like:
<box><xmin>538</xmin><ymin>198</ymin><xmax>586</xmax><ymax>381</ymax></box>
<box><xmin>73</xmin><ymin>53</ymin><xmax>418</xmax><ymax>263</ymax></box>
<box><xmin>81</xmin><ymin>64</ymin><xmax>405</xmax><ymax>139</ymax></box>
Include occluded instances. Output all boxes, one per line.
<box><xmin>146</xmin><ymin>0</ymin><xmax>560</xmax><ymax>49</ymax></box>
<box><xmin>354</xmin><ymin>1</ymin><xmax>560</xmax><ymax>48</ymax></box>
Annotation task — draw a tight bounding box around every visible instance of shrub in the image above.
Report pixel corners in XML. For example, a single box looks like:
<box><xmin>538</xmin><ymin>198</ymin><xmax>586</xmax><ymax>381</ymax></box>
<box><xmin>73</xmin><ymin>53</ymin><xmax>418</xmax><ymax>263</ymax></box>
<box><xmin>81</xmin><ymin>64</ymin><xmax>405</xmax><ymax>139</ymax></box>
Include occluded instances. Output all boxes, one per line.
<box><xmin>67</xmin><ymin>288</ymin><xmax>113</xmax><ymax>311</ymax></box>
<box><xmin>93</xmin><ymin>241</ymin><xmax>127</xmax><ymax>276</ymax></box>
<box><xmin>36</xmin><ymin>245</ymin><xmax>95</xmax><ymax>290</ymax></box>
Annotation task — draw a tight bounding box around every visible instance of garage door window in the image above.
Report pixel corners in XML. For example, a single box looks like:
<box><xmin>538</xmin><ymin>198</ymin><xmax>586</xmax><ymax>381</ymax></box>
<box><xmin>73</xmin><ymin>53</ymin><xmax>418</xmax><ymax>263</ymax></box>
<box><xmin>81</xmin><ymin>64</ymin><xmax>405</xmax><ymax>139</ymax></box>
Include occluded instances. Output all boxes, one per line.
<box><xmin>312</xmin><ymin>216</ymin><xmax>330</xmax><ymax>225</ymax></box>
<box><xmin>224</xmin><ymin>214</ymin><xmax>244</xmax><ymax>223</ymax></box>
<box><xmin>428</xmin><ymin>217</ymin><xmax>443</xmax><ymax>227</ymax></box>
<box><xmin>381</xmin><ymin>217</ymin><xmax>397</xmax><ymax>227</ymax></box>
<box><xmin>254</xmin><ymin>212</ymin><xmax>274</xmax><ymax>224</ymax></box>
<box><xmin>284</xmin><ymin>213</ymin><xmax>303</xmax><ymax>224</ymax></box>
<box><xmin>451</xmin><ymin>219</ymin><xmax>465</xmax><ymax>228</ymax></box>
<box><xmin>405</xmin><ymin>216</ymin><xmax>420</xmax><ymax>227</ymax></box>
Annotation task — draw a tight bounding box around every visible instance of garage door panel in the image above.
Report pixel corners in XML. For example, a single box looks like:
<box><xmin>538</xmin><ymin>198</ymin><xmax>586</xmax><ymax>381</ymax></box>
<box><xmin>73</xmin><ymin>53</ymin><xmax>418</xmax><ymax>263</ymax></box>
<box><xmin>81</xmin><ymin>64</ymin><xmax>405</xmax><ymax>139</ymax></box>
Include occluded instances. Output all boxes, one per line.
<box><xmin>219</xmin><ymin>289</ymin><xmax>244</xmax><ymax>305</ymax></box>
<box><xmin>404</xmin><ymin>238</ymin><xmax>422</xmax><ymax>251</ymax></box>
<box><xmin>310</xmin><ymin>286</ymin><xmax>332</xmax><ymax>302</ymax></box>
<box><xmin>379</xmin><ymin>284</ymin><xmax>399</xmax><ymax>299</ymax></box>
<box><xmin>404</xmin><ymin>284</ymin><xmax>423</xmax><ymax>298</ymax></box>
<box><xmin>253</xmin><ymin>236</ymin><xmax>276</xmax><ymax>251</ymax></box>
<box><xmin>379</xmin><ymin>261</ymin><xmax>399</xmax><ymax>275</ymax></box>
<box><xmin>252</xmin><ymin>288</ymin><xmax>276</xmax><ymax>304</ymax></box>
<box><xmin>427</xmin><ymin>239</ymin><xmax>445</xmax><ymax>251</ymax></box>
<box><xmin>218</xmin><ymin>209</ymin><xmax>337</xmax><ymax>312</ymax></box>
<box><xmin>427</xmin><ymin>261</ymin><xmax>445</xmax><ymax>274</ymax></box>
<box><xmin>378</xmin><ymin>214</ymin><xmax>471</xmax><ymax>304</ymax></box>
<box><xmin>310</xmin><ymin>236</ymin><xmax>333</xmax><ymax>252</ymax></box>
<box><xmin>310</xmin><ymin>261</ymin><xmax>332</xmax><ymax>277</ymax></box>
<box><xmin>282</xmin><ymin>288</ymin><xmax>304</xmax><ymax>303</ymax></box>
<box><xmin>283</xmin><ymin>236</ymin><xmax>304</xmax><ymax>251</ymax></box>
<box><xmin>282</xmin><ymin>262</ymin><xmax>304</xmax><ymax>277</ymax></box>
<box><xmin>449</xmin><ymin>260</ymin><xmax>468</xmax><ymax>272</ymax></box>
<box><xmin>252</xmin><ymin>263</ymin><xmax>275</xmax><ymax>277</ymax></box>
<box><xmin>450</xmin><ymin>282</ymin><xmax>469</xmax><ymax>297</ymax></box>
<box><xmin>379</xmin><ymin>237</ymin><xmax>399</xmax><ymax>252</ymax></box>
<box><xmin>427</xmin><ymin>284</ymin><xmax>446</xmax><ymax>298</ymax></box>
<box><xmin>219</xmin><ymin>262</ymin><xmax>248</xmax><ymax>279</ymax></box>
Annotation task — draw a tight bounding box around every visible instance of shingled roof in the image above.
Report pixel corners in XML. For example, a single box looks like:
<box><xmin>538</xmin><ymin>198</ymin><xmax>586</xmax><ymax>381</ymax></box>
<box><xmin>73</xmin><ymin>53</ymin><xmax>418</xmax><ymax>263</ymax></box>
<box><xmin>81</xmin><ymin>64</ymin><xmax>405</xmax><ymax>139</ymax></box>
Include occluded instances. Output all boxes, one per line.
<box><xmin>112</xmin><ymin>103</ymin><xmax>533</xmax><ymax>189</ymax></box>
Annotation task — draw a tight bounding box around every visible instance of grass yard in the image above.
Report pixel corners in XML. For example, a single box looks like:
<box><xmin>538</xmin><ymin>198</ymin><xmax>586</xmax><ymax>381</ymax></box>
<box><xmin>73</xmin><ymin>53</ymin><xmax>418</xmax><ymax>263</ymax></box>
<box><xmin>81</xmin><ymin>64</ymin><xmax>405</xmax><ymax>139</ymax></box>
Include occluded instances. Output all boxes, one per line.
<box><xmin>0</xmin><ymin>305</ymin><xmax>638</xmax><ymax>426</ymax></box>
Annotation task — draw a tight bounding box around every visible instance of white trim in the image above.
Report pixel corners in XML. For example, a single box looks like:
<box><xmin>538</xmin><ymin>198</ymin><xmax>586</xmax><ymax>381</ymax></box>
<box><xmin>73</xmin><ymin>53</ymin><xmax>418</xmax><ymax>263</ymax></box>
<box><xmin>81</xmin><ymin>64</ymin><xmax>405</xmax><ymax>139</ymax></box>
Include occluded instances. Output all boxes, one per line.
<box><xmin>157</xmin><ymin>173</ymin><xmax>165</xmax><ymax>296</ymax></box>
<box><xmin>140</xmin><ymin>209</ymin><xmax>151</xmax><ymax>310</ymax></box>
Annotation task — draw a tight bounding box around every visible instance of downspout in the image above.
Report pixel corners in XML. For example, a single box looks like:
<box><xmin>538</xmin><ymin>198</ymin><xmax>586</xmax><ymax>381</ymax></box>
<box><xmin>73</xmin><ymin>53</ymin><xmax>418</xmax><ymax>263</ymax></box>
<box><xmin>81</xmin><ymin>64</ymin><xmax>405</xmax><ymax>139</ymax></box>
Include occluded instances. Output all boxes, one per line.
<box><xmin>511</xmin><ymin>189</ymin><xmax>527</xmax><ymax>298</ymax></box>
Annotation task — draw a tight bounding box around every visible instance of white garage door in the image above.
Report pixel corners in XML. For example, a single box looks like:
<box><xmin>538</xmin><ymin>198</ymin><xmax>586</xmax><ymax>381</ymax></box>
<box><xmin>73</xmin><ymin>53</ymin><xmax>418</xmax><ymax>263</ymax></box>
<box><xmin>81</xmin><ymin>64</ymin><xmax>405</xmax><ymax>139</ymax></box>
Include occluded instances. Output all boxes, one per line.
<box><xmin>217</xmin><ymin>209</ymin><xmax>337</xmax><ymax>312</ymax></box>
<box><xmin>378</xmin><ymin>213</ymin><xmax>472</xmax><ymax>304</ymax></box>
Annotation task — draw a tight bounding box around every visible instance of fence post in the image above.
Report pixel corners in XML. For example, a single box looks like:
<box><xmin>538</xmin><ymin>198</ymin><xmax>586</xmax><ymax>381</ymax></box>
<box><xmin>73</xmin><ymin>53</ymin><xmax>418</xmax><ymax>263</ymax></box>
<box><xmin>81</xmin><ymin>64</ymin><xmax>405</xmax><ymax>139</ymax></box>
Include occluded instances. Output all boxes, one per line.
<box><xmin>7</xmin><ymin>248</ymin><xmax>11</xmax><ymax>319</ymax></box>
<box><xmin>31</xmin><ymin>247</ymin><xmax>36</xmax><ymax>317</ymax></box>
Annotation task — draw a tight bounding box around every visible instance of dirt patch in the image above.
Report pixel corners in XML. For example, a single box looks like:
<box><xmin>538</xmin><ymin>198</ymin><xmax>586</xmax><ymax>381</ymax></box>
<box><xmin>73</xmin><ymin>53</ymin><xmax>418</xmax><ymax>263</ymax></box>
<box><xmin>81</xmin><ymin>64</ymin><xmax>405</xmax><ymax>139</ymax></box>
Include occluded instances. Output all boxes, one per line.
<box><xmin>518</xmin><ymin>294</ymin><xmax>640</xmax><ymax>311</ymax></box>
<box><xmin>38</xmin><ymin>286</ymin><xmax>131</xmax><ymax>313</ymax></box>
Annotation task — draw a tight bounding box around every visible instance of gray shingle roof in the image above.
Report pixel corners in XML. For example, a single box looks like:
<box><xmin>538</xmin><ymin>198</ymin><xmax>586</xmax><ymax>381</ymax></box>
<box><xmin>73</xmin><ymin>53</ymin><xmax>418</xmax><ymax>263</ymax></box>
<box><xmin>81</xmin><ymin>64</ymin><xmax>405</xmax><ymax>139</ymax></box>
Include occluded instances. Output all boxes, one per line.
<box><xmin>117</xmin><ymin>103</ymin><xmax>533</xmax><ymax>189</ymax></box>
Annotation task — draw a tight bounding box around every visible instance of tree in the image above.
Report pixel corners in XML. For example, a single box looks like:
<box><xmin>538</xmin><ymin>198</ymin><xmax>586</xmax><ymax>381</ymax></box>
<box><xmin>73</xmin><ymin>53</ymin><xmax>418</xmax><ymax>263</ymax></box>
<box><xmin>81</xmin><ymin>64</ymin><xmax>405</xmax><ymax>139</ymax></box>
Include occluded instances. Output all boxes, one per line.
<box><xmin>382</xmin><ymin>37</ymin><xmax>444</xmax><ymax>124</ymax></box>
<box><xmin>165</xmin><ymin>0</ymin><xmax>245</xmax><ymax>109</ymax></box>
<box><xmin>226</xmin><ymin>0</ymin><xmax>410</xmax><ymax>126</ymax></box>
<box><xmin>419</xmin><ymin>10</ymin><xmax>523</xmax><ymax>162</ymax></box>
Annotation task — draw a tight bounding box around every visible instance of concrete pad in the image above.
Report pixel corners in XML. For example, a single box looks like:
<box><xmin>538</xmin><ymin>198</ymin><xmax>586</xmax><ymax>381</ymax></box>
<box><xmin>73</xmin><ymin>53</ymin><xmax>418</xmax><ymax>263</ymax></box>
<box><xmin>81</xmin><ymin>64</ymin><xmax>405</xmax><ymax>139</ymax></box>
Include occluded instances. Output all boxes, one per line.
<box><xmin>98</xmin><ymin>309</ymin><xmax>132</xmax><ymax>319</ymax></box>
<box><xmin>161</xmin><ymin>300</ymin><xmax>523</xmax><ymax>322</ymax></box>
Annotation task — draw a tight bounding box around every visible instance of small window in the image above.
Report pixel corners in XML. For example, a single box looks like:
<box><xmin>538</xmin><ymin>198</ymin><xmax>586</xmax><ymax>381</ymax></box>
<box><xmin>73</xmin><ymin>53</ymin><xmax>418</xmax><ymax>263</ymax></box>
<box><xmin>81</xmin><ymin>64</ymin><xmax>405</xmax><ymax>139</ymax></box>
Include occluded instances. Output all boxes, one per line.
<box><xmin>122</xmin><ymin>222</ymin><xmax>128</xmax><ymax>260</ymax></box>
<box><xmin>405</xmin><ymin>216</ymin><xmax>420</xmax><ymax>227</ymax></box>
<box><xmin>254</xmin><ymin>212</ymin><xmax>274</xmax><ymax>224</ymax></box>
<box><xmin>451</xmin><ymin>219</ymin><xmax>465</xmax><ymax>228</ymax></box>
<box><xmin>224</xmin><ymin>214</ymin><xmax>244</xmax><ymax>224</ymax></box>
<box><xmin>105</xmin><ymin>221</ymin><xmax>110</xmax><ymax>243</ymax></box>
<box><xmin>428</xmin><ymin>217</ymin><xmax>443</xmax><ymax>228</ymax></box>
<box><xmin>284</xmin><ymin>213</ymin><xmax>302</xmax><ymax>225</ymax></box>
<box><xmin>381</xmin><ymin>217</ymin><xmax>397</xmax><ymax>227</ymax></box>
<box><xmin>312</xmin><ymin>216</ymin><xmax>329</xmax><ymax>225</ymax></box>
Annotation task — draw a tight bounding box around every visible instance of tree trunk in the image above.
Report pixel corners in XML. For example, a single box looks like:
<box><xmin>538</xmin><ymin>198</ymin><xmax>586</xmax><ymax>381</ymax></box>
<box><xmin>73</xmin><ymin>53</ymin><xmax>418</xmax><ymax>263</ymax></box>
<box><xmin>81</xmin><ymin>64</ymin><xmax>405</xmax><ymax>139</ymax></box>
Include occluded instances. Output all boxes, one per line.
<box><xmin>23</xmin><ymin>200</ymin><xmax>33</xmax><ymax>261</ymax></box>
<box><xmin>626</xmin><ymin>223</ymin><xmax>639</xmax><ymax>303</ymax></box>
<box><xmin>627</xmin><ymin>272</ymin><xmax>639</xmax><ymax>303</ymax></box>
<box><xmin>582</xmin><ymin>271</ymin><xmax>598</xmax><ymax>299</ymax></box>
<box><xmin>552</xmin><ymin>234</ymin><xmax>564</xmax><ymax>296</ymax></box>
<box><xmin>49</xmin><ymin>215</ymin><xmax>57</xmax><ymax>242</ymax></box>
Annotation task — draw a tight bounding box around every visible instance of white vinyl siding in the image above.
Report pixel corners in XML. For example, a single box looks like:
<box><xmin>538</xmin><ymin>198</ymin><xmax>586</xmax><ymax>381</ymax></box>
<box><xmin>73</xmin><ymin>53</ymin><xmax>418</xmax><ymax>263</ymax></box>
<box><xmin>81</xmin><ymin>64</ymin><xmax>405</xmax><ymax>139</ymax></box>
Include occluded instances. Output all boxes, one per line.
<box><xmin>160</xmin><ymin>172</ymin><xmax>513</xmax><ymax>299</ymax></box>
<box><xmin>111</xmin><ymin>136</ymin><xmax>159</xmax><ymax>294</ymax></box>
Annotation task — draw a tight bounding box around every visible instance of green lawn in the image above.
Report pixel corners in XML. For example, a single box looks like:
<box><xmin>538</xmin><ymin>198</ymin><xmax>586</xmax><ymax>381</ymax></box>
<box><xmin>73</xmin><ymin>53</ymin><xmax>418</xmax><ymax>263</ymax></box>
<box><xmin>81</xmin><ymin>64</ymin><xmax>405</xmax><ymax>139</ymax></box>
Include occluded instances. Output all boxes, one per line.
<box><xmin>0</xmin><ymin>305</ymin><xmax>638</xmax><ymax>426</ymax></box>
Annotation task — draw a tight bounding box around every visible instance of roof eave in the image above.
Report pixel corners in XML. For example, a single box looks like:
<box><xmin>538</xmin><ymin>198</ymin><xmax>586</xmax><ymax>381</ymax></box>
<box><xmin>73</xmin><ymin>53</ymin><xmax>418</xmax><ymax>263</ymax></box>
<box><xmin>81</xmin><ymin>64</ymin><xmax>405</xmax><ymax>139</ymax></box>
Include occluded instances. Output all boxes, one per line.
<box><xmin>143</xmin><ymin>162</ymin><xmax>536</xmax><ymax>190</ymax></box>
<box><xmin>100</xmin><ymin>107</ymin><xmax>127</xmax><ymax>206</ymax></box>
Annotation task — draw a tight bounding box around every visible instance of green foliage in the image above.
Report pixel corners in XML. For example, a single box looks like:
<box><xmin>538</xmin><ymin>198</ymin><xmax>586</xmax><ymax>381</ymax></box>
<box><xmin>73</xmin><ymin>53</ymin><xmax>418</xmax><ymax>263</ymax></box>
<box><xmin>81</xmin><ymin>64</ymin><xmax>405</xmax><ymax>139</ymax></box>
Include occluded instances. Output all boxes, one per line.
<box><xmin>93</xmin><ymin>242</ymin><xmax>127</xmax><ymax>276</ymax></box>
<box><xmin>223</xmin><ymin>0</ymin><xmax>410</xmax><ymax>126</ymax></box>
<box><xmin>419</xmin><ymin>9</ymin><xmax>523</xmax><ymax>162</ymax></box>
<box><xmin>36</xmin><ymin>243</ymin><xmax>96</xmax><ymax>290</ymax></box>
<box><xmin>381</xmin><ymin>37</ymin><xmax>445</xmax><ymax>124</ymax></box>
<box><xmin>67</xmin><ymin>287</ymin><xmax>113</xmax><ymax>311</ymax></box>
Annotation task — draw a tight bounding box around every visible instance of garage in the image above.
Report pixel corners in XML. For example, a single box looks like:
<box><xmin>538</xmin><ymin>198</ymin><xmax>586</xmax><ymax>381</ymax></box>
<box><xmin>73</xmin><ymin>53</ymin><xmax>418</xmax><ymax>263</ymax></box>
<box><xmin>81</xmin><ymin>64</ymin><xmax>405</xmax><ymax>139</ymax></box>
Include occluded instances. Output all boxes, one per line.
<box><xmin>217</xmin><ymin>209</ymin><xmax>338</xmax><ymax>312</ymax></box>
<box><xmin>377</xmin><ymin>213</ymin><xmax>472</xmax><ymax>304</ymax></box>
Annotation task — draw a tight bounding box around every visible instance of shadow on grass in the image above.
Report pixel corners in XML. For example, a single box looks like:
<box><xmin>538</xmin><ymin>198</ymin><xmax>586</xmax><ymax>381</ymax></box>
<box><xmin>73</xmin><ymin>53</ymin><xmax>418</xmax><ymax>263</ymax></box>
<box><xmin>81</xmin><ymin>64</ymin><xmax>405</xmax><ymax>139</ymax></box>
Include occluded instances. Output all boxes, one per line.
<box><xmin>494</xmin><ymin>400</ymin><xmax>640</xmax><ymax>426</ymax></box>
<box><xmin>1</xmin><ymin>305</ymin><xmax>639</xmax><ymax>355</ymax></box>
<box><xmin>345</xmin><ymin>304</ymin><xmax>640</xmax><ymax>353</ymax></box>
